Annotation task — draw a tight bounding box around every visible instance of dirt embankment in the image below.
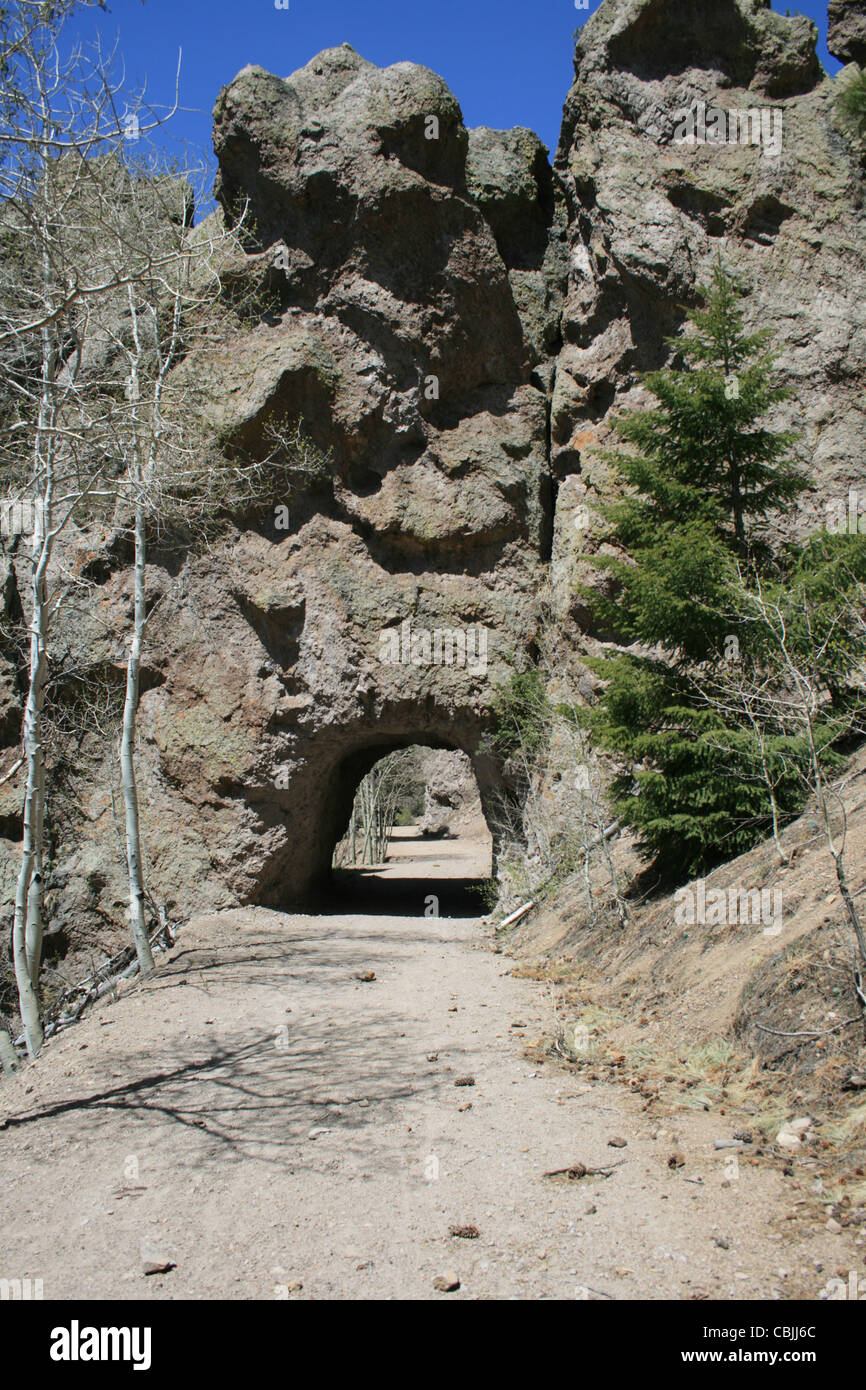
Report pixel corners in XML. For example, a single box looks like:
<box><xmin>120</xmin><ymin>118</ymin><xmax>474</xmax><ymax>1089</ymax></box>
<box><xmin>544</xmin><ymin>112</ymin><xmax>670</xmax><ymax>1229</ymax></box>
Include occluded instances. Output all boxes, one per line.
<box><xmin>504</xmin><ymin>753</ymin><xmax>866</xmax><ymax>1204</ymax></box>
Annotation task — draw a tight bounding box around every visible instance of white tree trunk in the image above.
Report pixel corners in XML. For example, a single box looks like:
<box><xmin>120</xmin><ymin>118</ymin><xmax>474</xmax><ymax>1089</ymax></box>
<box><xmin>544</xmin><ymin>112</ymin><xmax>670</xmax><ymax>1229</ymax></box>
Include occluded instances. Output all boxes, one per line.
<box><xmin>12</xmin><ymin>524</ymin><xmax>50</xmax><ymax>1057</ymax></box>
<box><xmin>25</xmin><ymin>793</ymin><xmax>45</xmax><ymax>991</ymax></box>
<box><xmin>120</xmin><ymin>501</ymin><xmax>154</xmax><ymax>976</ymax></box>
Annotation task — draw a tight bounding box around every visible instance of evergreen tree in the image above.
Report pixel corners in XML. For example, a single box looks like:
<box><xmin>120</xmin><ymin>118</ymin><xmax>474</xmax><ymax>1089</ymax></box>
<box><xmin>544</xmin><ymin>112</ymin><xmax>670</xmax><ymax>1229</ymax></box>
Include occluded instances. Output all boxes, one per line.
<box><xmin>589</xmin><ymin>261</ymin><xmax>807</xmax><ymax>660</ymax></box>
<box><xmin>581</xmin><ymin>264</ymin><xmax>856</xmax><ymax>875</ymax></box>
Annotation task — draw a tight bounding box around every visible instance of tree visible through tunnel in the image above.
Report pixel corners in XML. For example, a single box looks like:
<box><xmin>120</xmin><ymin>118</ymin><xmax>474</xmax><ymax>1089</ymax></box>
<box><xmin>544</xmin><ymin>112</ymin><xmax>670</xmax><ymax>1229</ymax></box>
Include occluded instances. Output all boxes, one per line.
<box><xmin>327</xmin><ymin>748</ymin><xmax>493</xmax><ymax>917</ymax></box>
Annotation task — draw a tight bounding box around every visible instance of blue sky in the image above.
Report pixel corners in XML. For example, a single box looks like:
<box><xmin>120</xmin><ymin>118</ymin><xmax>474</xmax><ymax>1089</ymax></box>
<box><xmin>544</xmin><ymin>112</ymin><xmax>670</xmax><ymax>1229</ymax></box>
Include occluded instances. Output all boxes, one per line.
<box><xmin>71</xmin><ymin>0</ymin><xmax>839</xmax><ymax>178</ymax></box>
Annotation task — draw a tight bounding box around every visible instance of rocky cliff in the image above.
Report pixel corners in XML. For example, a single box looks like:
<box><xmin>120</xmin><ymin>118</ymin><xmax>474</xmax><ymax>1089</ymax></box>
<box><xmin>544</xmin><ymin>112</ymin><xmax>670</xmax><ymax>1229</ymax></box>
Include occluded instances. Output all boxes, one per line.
<box><xmin>1</xmin><ymin>0</ymin><xmax>864</xmax><ymax>968</ymax></box>
<box><xmin>551</xmin><ymin>0</ymin><xmax>866</xmax><ymax>635</ymax></box>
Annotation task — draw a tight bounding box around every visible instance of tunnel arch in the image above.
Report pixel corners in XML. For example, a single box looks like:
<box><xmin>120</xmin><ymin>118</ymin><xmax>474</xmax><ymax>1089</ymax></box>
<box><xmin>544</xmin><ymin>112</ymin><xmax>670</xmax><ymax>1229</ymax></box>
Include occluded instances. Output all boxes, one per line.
<box><xmin>323</xmin><ymin>741</ymin><xmax>496</xmax><ymax>916</ymax></box>
<box><xmin>320</xmin><ymin>734</ymin><xmax>505</xmax><ymax>893</ymax></box>
<box><xmin>251</xmin><ymin>713</ymin><xmax>516</xmax><ymax>912</ymax></box>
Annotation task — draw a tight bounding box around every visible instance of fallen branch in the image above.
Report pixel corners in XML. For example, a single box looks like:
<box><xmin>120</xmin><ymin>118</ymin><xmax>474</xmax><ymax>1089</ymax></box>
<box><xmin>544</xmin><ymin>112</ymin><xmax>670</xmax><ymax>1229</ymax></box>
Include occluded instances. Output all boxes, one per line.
<box><xmin>756</xmin><ymin>1019</ymin><xmax>860</xmax><ymax>1039</ymax></box>
<box><xmin>543</xmin><ymin>1159</ymin><xmax>627</xmax><ymax>1180</ymax></box>
<box><xmin>498</xmin><ymin>900</ymin><xmax>537</xmax><ymax>930</ymax></box>
<box><xmin>588</xmin><ymin>820</ymin><xmax>621</xmax><ymax>851</ymax></box>
<box><xmin>0</xmin><ymin>756</ymin><xmax>23</xmax><ymax>786</ymax></box>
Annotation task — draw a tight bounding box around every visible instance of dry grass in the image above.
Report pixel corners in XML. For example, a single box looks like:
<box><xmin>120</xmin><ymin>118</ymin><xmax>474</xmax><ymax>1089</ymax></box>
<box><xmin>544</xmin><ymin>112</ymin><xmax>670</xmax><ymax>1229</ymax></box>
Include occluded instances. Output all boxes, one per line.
<box><xmin>825</xmin><ymin>1099</ymin><xmax>866</xmax><ymax>1146</ymax></box>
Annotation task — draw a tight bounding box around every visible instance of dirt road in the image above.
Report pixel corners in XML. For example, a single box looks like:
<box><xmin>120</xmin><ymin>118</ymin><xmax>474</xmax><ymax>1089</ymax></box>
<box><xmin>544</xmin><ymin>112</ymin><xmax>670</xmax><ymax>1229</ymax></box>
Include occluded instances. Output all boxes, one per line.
<box><xmin>0</xmin><ymin>838</ymin><xmax>857</xmax><ymax>1300</ymax></box>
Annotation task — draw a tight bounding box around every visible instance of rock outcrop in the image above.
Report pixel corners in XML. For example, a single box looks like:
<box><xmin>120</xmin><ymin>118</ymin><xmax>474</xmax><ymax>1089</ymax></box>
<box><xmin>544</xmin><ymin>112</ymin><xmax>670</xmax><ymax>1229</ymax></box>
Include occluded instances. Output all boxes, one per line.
<box><xmin>549</xmin><ymin>0</ymin><xmax>866</xmax><ymax>634</ymax></box>
<box><xmin>829</xmin><ymin>0</ymin><xmax>866</xmax><ymax>64</ymax></box>
<box><xmin>1</xmin><ymin>2</ymin><xmax>864</xmax><ymax>969</ymax></box>
<box><xmin>1</xmin><ymin>44</ymin><xmax>559</xmax><ymax>953</ymax></box>
<box><xmin>418</xmin><ymin>749</ymin><xmax>487</xmax><ymax>838</ymax></box>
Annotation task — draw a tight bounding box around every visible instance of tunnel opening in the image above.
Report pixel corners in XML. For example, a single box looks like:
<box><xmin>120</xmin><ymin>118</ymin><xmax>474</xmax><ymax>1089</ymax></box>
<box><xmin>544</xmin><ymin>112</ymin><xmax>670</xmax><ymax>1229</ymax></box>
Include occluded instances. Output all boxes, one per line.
<box><xmin>318</xmin><ymin>743</ymin><xmax>495</xmax><ymax>918</ymax></box>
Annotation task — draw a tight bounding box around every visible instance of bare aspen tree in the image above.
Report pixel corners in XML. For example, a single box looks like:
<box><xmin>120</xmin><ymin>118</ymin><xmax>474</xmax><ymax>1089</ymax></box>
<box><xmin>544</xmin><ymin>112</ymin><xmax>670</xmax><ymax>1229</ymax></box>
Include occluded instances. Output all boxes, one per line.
<box><xmin>96</xmin><ymin>163</ymin><xmax>245</xmax><ymax>975</ymax></box>
<box><xmin>334</xmin><ymin>751</ymin><xmax>424</xmax><ymax>867</ymax></box>
<box><xmin>688</xmin><ymin>660</ymin><xmax>792</xmax><ymax>867</ymax></box>
<box><xmin>100</xmin><ymin>173</ymin><xmax>196</xmax><ymax>977</ymax></box>
<box><xmin>93</xmin><ymin>162</ymin><xmax>338</xmax><ymax>973</ymax></box>
<box><xmin>0</xmin><ymin>4</ymin><xmax>326</xmax><ymax>1048</ymax></box>
<box><xmin>0</xmin><ymin>3</ymin><xmax>179</xmax><ymax>1053</ymax></box>
<box><xmin>745</xmin><ymin>575</ymin><xmax>866</xmax><ymax>1009</ymax></box>
<box><xmin>705</xmin><ymin>565</ymin><xmax>866</xmax><ymax>1024</ymax></box>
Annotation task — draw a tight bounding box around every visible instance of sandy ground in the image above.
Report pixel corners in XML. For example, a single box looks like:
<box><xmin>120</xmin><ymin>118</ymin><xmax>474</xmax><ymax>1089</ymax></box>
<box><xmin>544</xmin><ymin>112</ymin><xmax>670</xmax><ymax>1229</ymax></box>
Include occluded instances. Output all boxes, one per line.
<box><xmin>0</xmin><ymin>834</ymin><xmax>860</xmax><ymax>1301</ymax></box>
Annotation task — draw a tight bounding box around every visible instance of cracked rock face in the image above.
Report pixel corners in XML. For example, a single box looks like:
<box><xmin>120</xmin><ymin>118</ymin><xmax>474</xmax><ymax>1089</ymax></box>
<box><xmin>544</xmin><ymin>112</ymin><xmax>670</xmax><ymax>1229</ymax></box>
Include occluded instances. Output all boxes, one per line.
<box><xmin>829</xmin><ymin>0</ymin><xmax>866</xmax><ymax>64</ymax></box>
<box><xmin>418</xmin><ymin>749</ymin><xmax>487</xmax><ymax>839</ymax></box>
<box><xmin>2</xmin><ymin>4</ymin><xmax>865</xmax><ymax>966</ymax></box>
<box><xmin>1</xmin><ymin>45</ymin><xmax>560</xmax><ymax>951</ymax></box>
<box><xmin>207</xmin><ymin>44</ymin><xmax>558</xmax><ymax>567</ymax></box>
<box><xmin>549</xmin><ymin>0</ymin><xmax>866</xmax><ymax>632</ymax></box>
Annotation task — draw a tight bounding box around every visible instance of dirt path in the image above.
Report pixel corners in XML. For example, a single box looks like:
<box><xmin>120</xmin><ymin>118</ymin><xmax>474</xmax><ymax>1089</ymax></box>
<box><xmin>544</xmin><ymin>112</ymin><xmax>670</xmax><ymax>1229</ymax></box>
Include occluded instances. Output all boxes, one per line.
<box><xmin>0</xmin><ymin>838</ymin><xmax>857</xmax><ymax>1301</ymax></box>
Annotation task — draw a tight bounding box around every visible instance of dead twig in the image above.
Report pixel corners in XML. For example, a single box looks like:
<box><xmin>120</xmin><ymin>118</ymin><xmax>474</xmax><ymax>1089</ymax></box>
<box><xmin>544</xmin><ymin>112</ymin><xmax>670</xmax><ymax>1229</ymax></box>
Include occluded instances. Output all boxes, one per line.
<box><xmin>543</xmin><ymin>1158</ymin><xmax>627</xmax><ymax>1180</ymax></box>
<box><xmin>755</xmin><ymin>1019</ymin><xmax>860</xmax><ymax>1039</ymax></box>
